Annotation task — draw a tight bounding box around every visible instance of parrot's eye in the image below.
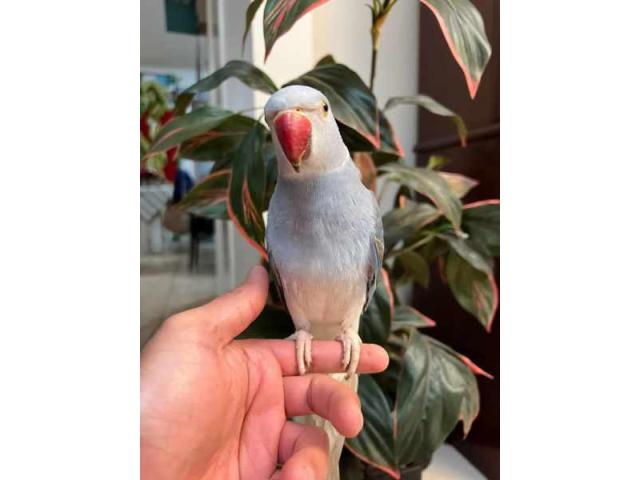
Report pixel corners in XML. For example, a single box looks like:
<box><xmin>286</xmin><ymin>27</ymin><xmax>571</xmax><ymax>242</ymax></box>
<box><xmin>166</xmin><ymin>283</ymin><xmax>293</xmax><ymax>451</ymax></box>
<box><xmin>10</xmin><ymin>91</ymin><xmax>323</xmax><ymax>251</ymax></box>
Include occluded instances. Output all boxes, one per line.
<box><xmin>322</xmin><ymin>102</ymin><xmax>329</xmax><ymax>113</ymax></box>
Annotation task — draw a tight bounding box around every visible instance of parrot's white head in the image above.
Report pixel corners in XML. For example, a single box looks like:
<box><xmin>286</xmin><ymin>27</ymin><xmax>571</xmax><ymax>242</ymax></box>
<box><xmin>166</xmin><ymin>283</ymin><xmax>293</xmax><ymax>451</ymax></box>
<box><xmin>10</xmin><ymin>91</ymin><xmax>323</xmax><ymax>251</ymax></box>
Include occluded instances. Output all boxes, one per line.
<box><xmin>265</xmin><ymin>85</ymin><xmax>350</xmax><ymax>179</ymax></box>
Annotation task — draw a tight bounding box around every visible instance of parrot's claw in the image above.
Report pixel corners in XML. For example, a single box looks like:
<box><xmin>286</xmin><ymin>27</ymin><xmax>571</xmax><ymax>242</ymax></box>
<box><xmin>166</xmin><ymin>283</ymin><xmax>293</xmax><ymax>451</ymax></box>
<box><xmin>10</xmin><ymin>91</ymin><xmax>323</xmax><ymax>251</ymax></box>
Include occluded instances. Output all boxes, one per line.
<box><xmin>287</xmin><ymin>329</ymin><xmax>313</xmax><ymax>375</ymax></box>
<box><xmin>336</xmin><ymin>329</ymin><xmax>362</xmax><ymax>379</ymax></box>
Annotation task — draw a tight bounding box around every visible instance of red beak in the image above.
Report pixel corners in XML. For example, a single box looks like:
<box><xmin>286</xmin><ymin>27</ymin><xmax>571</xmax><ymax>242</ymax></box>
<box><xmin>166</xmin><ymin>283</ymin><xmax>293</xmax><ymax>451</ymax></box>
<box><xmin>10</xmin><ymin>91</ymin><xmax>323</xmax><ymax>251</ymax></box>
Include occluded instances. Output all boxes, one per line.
<box><xmin>274</xmin><ymin>110</ymin><xmax>312</xmax><ymax>172</ymax></box>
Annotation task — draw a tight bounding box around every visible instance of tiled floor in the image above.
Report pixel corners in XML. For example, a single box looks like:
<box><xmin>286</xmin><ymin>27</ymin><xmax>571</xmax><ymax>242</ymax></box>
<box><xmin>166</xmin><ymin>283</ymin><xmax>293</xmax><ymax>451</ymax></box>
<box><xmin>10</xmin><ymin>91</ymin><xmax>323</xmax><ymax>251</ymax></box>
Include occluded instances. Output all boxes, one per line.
<box><xmin>141</xmin><ymin>242</ymin><xmax>221</xmax><ymax>347</ymax></box>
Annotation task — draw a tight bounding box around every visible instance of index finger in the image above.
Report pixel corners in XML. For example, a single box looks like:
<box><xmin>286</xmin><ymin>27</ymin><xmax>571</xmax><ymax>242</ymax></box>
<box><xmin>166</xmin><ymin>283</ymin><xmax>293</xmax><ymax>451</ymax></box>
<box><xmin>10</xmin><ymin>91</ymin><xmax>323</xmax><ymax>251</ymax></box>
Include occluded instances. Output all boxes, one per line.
<box><xmin>237</xmin><ymin>339</ymin><xmax>389</xmax><ymax>376</ymax></box>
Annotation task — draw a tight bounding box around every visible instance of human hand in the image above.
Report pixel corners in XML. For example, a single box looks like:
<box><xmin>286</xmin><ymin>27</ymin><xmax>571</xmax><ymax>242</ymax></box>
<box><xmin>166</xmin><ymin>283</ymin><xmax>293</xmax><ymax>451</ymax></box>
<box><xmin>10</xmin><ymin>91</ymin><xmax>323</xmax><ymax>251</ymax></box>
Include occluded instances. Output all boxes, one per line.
<box><xmin>141</xmin><ymin>265</ymin><xmax>389</xmax><ymax>480</ymax></box>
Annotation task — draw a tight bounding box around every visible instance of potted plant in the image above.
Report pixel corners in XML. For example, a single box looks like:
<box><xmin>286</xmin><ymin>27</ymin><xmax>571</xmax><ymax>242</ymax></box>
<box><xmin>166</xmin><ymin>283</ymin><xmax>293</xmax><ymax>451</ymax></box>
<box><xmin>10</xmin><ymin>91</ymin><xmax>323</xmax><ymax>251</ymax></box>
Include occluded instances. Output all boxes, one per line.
<box><xmin>145</xmin><ymin>1</ymin><xmax>498</xmax><ymax>478</ymax></box>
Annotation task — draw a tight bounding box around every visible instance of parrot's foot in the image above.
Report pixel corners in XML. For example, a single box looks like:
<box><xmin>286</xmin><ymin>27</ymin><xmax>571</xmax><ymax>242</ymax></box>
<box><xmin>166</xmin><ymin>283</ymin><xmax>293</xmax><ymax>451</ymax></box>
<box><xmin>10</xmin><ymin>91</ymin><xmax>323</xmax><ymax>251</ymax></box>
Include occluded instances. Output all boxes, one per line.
<box><xmin>286</xmin><ymin>329</ymin><xmax>313</xmax><ymax>375</ymax></box>
<box><xmin>336</xmin><ymin>328</ymin><xmax>362</xmax><ymax>379</ymax></box>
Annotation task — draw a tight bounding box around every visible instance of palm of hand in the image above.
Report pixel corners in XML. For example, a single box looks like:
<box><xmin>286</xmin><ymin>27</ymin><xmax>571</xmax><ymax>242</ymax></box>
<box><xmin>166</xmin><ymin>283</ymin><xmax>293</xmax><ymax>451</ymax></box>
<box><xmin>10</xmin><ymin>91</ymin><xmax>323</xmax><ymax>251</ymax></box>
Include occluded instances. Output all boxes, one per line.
<box><xmin>141</xmin><ymin>266</ymin><xmax>388</xmax><ymax>480</ymax></box>
<box><xmin>141</xmin><ymin>329</ymin><xmax>286</xmax><ymax>479</ymax></box>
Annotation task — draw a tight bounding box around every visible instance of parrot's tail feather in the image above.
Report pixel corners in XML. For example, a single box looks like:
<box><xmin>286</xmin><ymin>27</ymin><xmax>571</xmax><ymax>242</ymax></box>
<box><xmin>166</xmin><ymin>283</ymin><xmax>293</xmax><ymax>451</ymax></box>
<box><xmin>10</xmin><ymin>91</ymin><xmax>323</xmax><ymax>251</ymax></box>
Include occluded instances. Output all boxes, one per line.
<box><xmin>301</xmin><ymin>372</ymin><xmax>358</xmax><ymax>480</ymax></box>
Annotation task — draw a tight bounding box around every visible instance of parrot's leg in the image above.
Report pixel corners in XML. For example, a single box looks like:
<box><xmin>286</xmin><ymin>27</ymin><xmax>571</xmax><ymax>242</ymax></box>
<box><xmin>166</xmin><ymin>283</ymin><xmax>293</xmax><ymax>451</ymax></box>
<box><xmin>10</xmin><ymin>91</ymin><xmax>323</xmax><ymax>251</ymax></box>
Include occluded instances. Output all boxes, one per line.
<box><xmin>286</xmin><ymin>329</ymin><xmax>313</xmax><ymax>375</ymax></box>
<box><xmin>336</xmin><ymin>328</ymin><xmax>362</xmax><ymax>379</ymax></box>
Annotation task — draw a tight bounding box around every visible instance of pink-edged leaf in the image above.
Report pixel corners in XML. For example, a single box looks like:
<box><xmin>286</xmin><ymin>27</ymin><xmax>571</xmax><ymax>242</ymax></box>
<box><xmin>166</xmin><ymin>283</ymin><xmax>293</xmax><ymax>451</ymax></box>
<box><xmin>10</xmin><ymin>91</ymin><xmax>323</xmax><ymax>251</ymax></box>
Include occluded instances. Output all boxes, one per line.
<box><xmin>178</xmin><ymin>169</ymin><xmax>230</xmax><ymax>217</ymax></box>
<box><xmin>394</xmin><ymin>329</ymin><xmax>431</xmax><ymax>465</ymax></box>
<box><xmin>383</xmin><ymin>202</ymin><xmax>440</xmax><ymax>250</ymax></box>
<box><xmin>179</xmin><ymin>114</ymin><xmax>257</xmax><ymax>163</ymax></box>
<box><xmin>385</xmin><ymin>94</ymin><xmax>468</xmax><ymax>146</ymax></box>
<box><xmin>146</xmin><ymin>106</ymin><xmax>235</xmax><ymax>156</ymax></box>
<box><xmin>376</xmin><ymin>108</ymin><xmax>405</xmax><ymax>158</ymax></box>
<box><xmin>463</xmin><ymin>198</ymin><xmax>500</xmax><ymax>209</ymax></box>
<box><xmin>190</xmin><ymin>60</ymin><xmax>278</xmax><ymax>95</ymax></box>
<box><xmin>437</xmin><ymin>232</ymin><xmax>493</xmax><ymax>273</ymax></box>
<box><xmin>242</xmin><ymin>0</ymin><xmax>265</xmax><ymax>50</ymax></box>
<box><xmin>346</xmin><ymin>375</ymin><xmax>400</xmax><ymax>480</ymax></box>
<box><xmin>395</xmin><ymin>332</ymin><xmax>487</xmax><ymax>464</ymax></box>
<box><xmin>174</xmin><ymin>61</ymin><xmax>278</xmax><ymax>114</ymax></box>
<box><xmin>360</xmin><ymin>268</ymin><xmax>393</xmax><ymax>346</ymax></box>
<box><xmin>423</xmin><ymin>335</ymin><xmax>483</xmax><ymax>438</ymax></box>
<box><xmin>439</xmin><ymin>171</ymin><xmax>478</xmax><ymax>198</ymax></box>
<box><xmin>381</xmin><ymin>268</ymin><xmax>395</xmax><ymax>315</ymax></box>
<box><xmin>419</xmin><ymin>0</ymin><xmax>492</xmax><ymax>98</ymax></box>
<box><xmin>462</xmin><ymin>199</ymin><xmax>500</xmax><ymax>257</ymax></box>
<box><xmin>394</xmin><ymin>305</ymin><xmax>436</xmax><ymax>328</ymax></box>
<box><xmin>444</xmin><ymin>250</ymin><xmax>498</xmax><ymax>331</ymax></box>
<box><xmin>457</xmin><ymin>353</ymin><xmax>493</xmax><ymax>379</ymax></box>
<box><xmin>227</xmin><ymin>122</ymin><xmax>269</xmax><ymax>260</ymax></box>
<box><xmin>380</xmin><ymin>163</ymin><xmax>463</xmax><ymax>232</ymax></box>
<box><xmin>227</xmin><ymin>197</ymin><xmax>268</xmax><ymax>260</ymax></box>
<box><xmin>263</xmin><ymin>0</ymin><xmax>332</xmax><ymax>59</ymax></box>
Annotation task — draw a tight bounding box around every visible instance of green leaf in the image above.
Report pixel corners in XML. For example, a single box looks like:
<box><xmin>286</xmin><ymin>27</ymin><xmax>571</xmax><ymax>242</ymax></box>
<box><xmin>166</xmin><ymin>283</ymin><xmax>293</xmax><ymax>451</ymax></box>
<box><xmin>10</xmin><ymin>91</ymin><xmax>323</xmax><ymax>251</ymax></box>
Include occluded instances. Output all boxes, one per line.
<box><xmin>344</xmin><ymin>107</ymin><xmax>402</xmax><ymax>161</ymax></box>
<box><xmin>179</xmin><ymin>114</ymin><xmax>257</xmax><ymax>163</ymax></box>
<box><xmin>147</xmin><ymin>106</ymin><xmax>235</xmax><ymax>155</ymax></box>
<box><xmin>416</xmin><ymin>335</ymin><xmax>481</xmax><ymax>457</ymax></box>
<box><xmin>227</xmin><ymin>122</ymin><xmax>269</xmax><ymax>258</ymax></box>
<box><xmin>393</xmin><ymin>305</ymin><xmax>436</xmax><ymax>329</ymax></box>
<box><xmin>439</xmin><ymin>171</ymin><xmax>478</xmax><ymax>198</ymax></box>
<box><xmin>263</xmin><ymin>0</ymin><xmax>332</xmax><ymax>59</ymax></box>
<box><xmin>178</xmin><ymin>169</ymin><xmax>230</xmax><ymax>215</ymax></box>
<box><xmin>395</xmin><ymin>329</ymin><xmax>431</xmax><ymax>465</ymax></box>
<box><xmin>188</xmin><ymin>201</ymin><xmax>229</xmax><ymax>220</ymax></box>
<box><xmin>444</xmin><ymin>251</ymin><xmax>498</xmax><ymax>331</ymax></box>
<box><xmin>242</xmin><ymin>0</ymin><xmax>265</xmax><ymax>50</ymax></box>
<box><xmin>346</xmin><ymin>375</ymin><xmax>399</xmax><ymax>479</ymax></box>
<box><xmin>463</xmin><ymin>200</ymin><xmax>500</xmax><ymax>257</ymax></box>
<box><xmin>177</xmin><ymin>60</ymin><xmax>279</xmax><ymax>113</ymax></box>
<box><xmin>315</xmin><ymin>54</ymin><xmax>336</xmax><ymax>67</ymax></box>
<box><xmin>380</xmin><ymin>163</ymin><xmax>463</xmax><ymax>231</ymax></box>
<box><xmin>286</xmin><ymin>63</ymin><xmax>380</xmax><ymax>149</ymax></box>
<box><xmin>382</xmin><ymin>203</ymin><xmax>440</xmax><ymax>250</ymax></box>
<box><xmin>373</xmin><ymin>325</ymin><xmax>412</xmax><ymax>407</ymax></box>
<box><xmin>427</xmin><ymin>155</ymin><xmax>449</xmax><ymax>170</ymax></box>
<box><xmin>376</xmin><ymin>108</ymin><xmax>404</xmax><ymax>158</ymax></box>
<box><xmin>437</xmin><ymin>232</ymin><xmax>492</xmax><ymax>273</ymax></box>
<box><xmin>419</xmin><ymin>0</ymin><xmax>492</xmax><ymax>98</ymax></box>
<box><xmin>360</xmin><ymin>274</ymin><xmax>393</xmax><ymax>346</ymax></box>
<box><xmin>188</xmin><ymin>60</ymin><xmax>278</xmax><ymax>95</ymax></box>
<box><xmin>237</xmin><ymin>303</ymin><xmax>294</xmax><ymax>339</ymax></box>
<box><xmin>396</xmin><ymin>250</ymin><xmax>430</xmax><ymax>288</ymax></box>
<box><xmin>419</xmin><ymin>236</ymin><xmax>449</xmax><ymax>263</ymax></box>
<box><xmin>385</xmin><ymin>94</ymin><xmax>467</xmax><ymax>146</ymax></box>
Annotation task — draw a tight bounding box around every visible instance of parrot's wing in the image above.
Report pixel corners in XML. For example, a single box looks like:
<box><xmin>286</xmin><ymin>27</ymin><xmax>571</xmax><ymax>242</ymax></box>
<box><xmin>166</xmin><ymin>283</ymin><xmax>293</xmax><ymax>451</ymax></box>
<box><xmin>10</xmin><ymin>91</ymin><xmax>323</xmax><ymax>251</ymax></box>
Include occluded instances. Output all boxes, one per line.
<box><xmin>364</xmin><ymin>208</ymin><xmax>384</xmax><ymax>312</ymax></box>
<box><xmin>267</xmin><ymin>246</ymin><xmax>288</xmax><ymax>312</ymax></box>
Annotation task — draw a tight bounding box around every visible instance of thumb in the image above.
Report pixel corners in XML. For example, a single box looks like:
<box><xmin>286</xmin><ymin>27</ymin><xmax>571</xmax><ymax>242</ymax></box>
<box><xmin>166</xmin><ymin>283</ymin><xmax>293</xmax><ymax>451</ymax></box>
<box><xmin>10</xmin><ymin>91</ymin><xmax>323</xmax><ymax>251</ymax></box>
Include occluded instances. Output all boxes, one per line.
<box><xmin>179</xmin><ymin>265</ymin><xmax>269</xmax><ymax>346</ymax></box>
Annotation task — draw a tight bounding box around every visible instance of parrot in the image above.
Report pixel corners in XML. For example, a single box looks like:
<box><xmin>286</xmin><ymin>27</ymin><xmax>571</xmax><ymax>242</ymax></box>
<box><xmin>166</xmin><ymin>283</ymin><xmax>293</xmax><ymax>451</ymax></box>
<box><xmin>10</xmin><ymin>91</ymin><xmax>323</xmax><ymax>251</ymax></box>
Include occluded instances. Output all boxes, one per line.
<box><xmin>264</xmin><ymin>85</ymin><xmax>384</xmax><ymax>480</ymax></box>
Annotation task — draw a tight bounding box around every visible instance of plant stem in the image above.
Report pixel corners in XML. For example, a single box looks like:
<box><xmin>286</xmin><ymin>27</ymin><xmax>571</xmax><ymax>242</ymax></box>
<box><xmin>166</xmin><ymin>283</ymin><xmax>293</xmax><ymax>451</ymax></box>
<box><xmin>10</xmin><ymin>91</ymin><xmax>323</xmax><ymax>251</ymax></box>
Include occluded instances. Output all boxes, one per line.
<box><xmin>369</xmin><ymin>46</ymin><xmax>378</xmax><ymax>90</ymax></box>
